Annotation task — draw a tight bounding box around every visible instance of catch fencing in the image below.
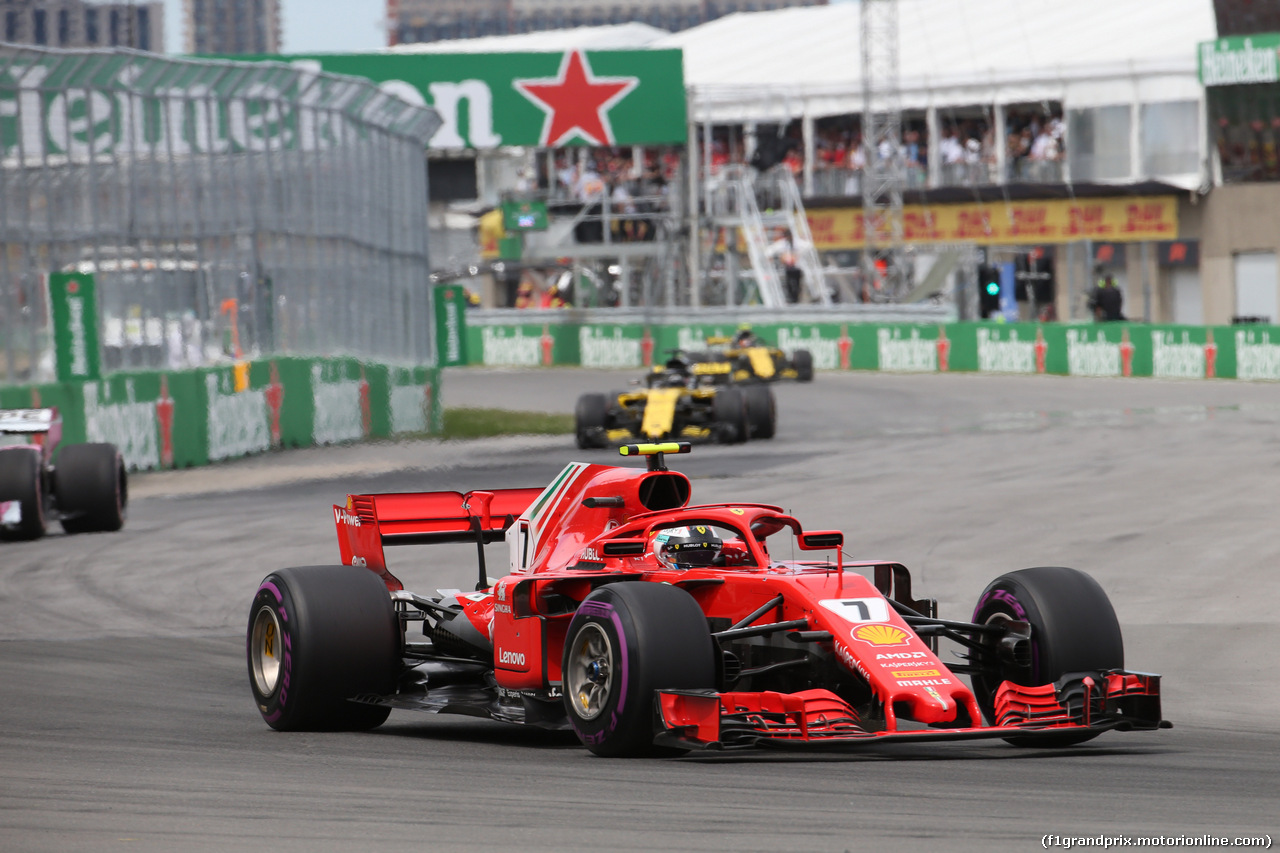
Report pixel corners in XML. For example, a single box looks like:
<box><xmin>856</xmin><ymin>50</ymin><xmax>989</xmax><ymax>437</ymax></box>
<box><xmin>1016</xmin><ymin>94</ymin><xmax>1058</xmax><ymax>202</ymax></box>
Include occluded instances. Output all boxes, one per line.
<box><xmin>0</xmin><ymin>44</ymin><xmax>442</xmax><ymax>384</ymax></box>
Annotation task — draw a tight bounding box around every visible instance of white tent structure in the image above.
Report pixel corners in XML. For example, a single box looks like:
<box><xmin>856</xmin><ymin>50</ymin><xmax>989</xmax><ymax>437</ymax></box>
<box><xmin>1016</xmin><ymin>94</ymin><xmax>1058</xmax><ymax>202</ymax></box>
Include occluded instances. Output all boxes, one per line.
<box><xmin>658</xmin><ymin>0</ymin><xmax>1217</xmax><ymax>191</ymax></box>
<box><xmin>659</xmin><ymin>0</ymin><xmax>1215</xmax><ymax>120</ymax></box>
<box><xmin>386</xmin><ymin>22</ymin><xmax>671</xmax><ymax>54</ymax></box>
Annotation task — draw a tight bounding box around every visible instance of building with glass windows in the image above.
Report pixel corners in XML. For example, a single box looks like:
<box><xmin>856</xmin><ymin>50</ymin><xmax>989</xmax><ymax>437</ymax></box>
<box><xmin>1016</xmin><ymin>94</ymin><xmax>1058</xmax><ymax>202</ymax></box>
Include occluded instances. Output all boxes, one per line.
<box><xmin>183</xmin><ymin>0</ymin><xmax>279</xmax><ymax>54</ymax></box>
<box><xmin>1</xmin><ymin>0</ymin><xmax>163</xmax><ymax>51</ymax></box>
<box><xmin>1195</xmin><ymin>2</ymin><xmax>1280</xmax><ymax>328</ymax></box>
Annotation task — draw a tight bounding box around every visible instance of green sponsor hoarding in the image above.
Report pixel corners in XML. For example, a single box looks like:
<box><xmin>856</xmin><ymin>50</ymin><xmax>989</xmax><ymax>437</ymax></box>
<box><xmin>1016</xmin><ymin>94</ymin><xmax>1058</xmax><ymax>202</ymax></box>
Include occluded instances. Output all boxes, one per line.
<box><xmin>248</xmin><ymin>50</ymin><xmax>688</xmax><ymax>150</ymax></box>
<box><xmin>460</xmin><ymin>318</ymin><xmax>1280</xmax><ymax>382</ymax></box>
<box><xmin>434</xmin><ymin>285</ymin><xmax>470</xmax><ymax>367</ymax></box>
<box><xmin>48</xmin><ymin>272</ymin><xmax>102</xmax><ymax>382</ymax></box>
<box><xmin>1</xmin><ymin>51</ymin><xmax>437</xmax><ymax>160</ymax></box>
<box><xmin>1199</xmin><ymin>34</ymin><xmax>1280</xmax><ymax>86</ymax></box>
<box><xmin>0</xmin><ymin>358</ymin><xmax>441</xmax><ymax>472</ymax></box>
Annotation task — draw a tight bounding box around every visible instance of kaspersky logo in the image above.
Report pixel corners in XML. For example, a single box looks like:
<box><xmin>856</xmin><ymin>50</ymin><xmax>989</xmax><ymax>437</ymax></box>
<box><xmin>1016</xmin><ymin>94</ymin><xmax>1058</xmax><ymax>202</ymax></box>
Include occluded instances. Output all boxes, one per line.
<box><xmin>514</xmin><ymin>50</ymin><xmax>639</xmax><ymax>146</ymax></box>
<box><xmin>852</xmin><ymin>624</ymin><xmax>909</xmax><ymax>647</ymax></box>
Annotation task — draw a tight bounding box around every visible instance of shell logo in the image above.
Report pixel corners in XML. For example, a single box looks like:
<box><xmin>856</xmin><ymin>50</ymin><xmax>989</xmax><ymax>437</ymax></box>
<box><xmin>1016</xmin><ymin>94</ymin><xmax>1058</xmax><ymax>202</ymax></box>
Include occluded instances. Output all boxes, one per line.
<box><xmin>852</xmin><ymin>623</ymin><xmax>909</xmax><ymax>647</ymax></box>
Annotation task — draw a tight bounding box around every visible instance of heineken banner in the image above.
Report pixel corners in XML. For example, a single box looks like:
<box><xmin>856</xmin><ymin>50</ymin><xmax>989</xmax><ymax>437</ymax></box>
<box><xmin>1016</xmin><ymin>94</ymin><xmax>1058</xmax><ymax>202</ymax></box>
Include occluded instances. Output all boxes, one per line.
<box><xmin>48</xmin><ymin>272</ymin><xmax>102</xmax><ymax>382</ymax></box>
<box><xmin>1</xmin><ymin>49</ymin><xmax>439</xmax><ymax>161</ymax></box>
<box><xmin>0</xmin><ymin>357</ymin><xmax>442</xmax><ymax>472</ymax></box>
<box><xmin>1199</xmin><ymin>34</ymin><xmax>1280</xmax><ymax>87</ymax></box>
<box><xmin>463</xmin><ymin>318</ymin><xmax>1280</xmax><ymax>382</ymax></box>
<box><xmin>433</xmin><ymin>285</ymin><xmax>470</xmax><ymax>367</ymax></box>
<box><xmin>252</xmin><ymin>50</ymin><xmax>688</xmax><ymax>150</ymax></box>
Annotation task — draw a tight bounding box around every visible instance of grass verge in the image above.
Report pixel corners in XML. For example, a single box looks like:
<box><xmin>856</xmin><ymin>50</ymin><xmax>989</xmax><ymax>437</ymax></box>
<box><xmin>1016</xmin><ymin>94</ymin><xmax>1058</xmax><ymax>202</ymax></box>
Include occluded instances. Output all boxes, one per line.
<box><xmin>439</xmin><ymin>407</ymin><xmax>573</xmax><ymax>440</ymax></box>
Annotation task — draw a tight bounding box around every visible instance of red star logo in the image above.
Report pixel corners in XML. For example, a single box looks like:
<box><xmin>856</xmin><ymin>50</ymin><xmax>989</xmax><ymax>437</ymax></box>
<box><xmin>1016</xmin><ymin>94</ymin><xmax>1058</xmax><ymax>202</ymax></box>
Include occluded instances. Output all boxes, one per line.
<box><xmin>514</xmin><ymin>50</ymin><xmax>638</xmax><ymax>146</ymax></box>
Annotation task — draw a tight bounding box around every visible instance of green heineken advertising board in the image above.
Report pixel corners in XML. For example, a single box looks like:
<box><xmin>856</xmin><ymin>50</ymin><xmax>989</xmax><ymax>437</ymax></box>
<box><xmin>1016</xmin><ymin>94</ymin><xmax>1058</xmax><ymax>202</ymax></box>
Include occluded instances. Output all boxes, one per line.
<box><xmin>239</xmin><ymin>50</ymin><xmax>687</xmax><ymax>150</ymax></box>
<box><xmin>48</xmin><ymin>272</ymin><xmax>102</xmax><ymax>382</ymax></box>
<box><xmin>1199</xmin><ymin>34</ymin><xmax>1280</xmax><ymax>86</ymax></box>
<box><xmin>1</xmin><ymin>52</ymin><xmax>437</xmax><ymax>160</ymax></box>
<box><xmin>433</xmin><ymin>285</ymin><xmax>470</xmax><ymax>367</ymax></box>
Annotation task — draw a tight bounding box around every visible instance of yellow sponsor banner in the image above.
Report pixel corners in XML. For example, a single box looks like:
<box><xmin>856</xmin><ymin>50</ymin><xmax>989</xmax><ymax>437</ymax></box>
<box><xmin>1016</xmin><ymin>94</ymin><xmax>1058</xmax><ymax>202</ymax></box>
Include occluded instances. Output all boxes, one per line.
<box><xmin>807</xmin><ymin>195</ymin><xmax>1179</xmax><ymax>250</ymax></box>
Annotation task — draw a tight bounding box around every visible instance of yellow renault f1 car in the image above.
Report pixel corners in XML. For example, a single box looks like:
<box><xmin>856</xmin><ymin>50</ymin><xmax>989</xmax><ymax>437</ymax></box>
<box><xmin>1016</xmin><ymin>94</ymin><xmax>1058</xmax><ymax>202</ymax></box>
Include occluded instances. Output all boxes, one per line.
<box><xmin>575</xmin><ymin>353</ymin><xmax>776</xmax><ymax>448</ymax></box>
<box><xmin>699</xmin><ymin>330</ymin><xmax>814</xmax><ymax>383</ymax></box>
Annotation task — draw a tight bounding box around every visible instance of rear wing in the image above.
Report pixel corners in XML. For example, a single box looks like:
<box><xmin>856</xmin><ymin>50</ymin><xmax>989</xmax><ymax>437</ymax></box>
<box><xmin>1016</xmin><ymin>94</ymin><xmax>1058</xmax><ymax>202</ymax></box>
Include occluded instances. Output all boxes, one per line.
<box><xmin>0</xmin><ymin>408</ymin><xmax>61</xmax><ymax>459</ymax></box>
<box><xmin>335</xmin><ymin>487</ymin><xmax>544</xmax><ymax>591</ymax></box>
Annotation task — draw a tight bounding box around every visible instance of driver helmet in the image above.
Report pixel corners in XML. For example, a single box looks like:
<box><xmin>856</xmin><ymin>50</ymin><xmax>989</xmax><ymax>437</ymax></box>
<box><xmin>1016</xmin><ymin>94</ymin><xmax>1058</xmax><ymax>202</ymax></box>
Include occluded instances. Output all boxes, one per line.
<box><xmin>734</xmin><ymin>324</ymin><xmax>756</xmax><ymax>346</ymax></box>
<box><xmin>653</xmin><ymin>525</ymin><xmax>723</xmax><ymax>569</ymax></box>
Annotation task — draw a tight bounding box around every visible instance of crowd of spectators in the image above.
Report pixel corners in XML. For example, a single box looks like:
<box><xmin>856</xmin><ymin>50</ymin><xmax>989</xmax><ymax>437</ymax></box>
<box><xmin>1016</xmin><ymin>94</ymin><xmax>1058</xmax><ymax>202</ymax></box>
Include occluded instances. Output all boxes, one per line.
<box><xmin>667</xmin><ymin>107</ymin><xmax>1067</xmax><ymax>194</ymax></box>
<box><xmin>546</xmin><ymin>147</ymin><xmax>680</xmax><ymax>243</ymax></box>
<box><xmin>530</xmin><ymin>107</ymin><xmax>1068</xmax><ymax>214</ymax></box>
<box><xmin>1214</xmin><ymin>114</ymin><xmax>1280</xmax><ymax>183</ymax></box>
<box><xmin>1005</xmin><ymin>109</ymin><xmax>1067</xmax><ymax>182</ymax></box>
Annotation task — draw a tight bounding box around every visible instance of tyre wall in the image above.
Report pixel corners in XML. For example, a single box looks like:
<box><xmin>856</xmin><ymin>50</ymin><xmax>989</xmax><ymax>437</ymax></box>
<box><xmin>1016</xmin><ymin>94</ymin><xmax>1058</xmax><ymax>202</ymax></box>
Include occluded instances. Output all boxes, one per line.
<box><xmin>462</xmin><ymin>319</ymin><xmax>1280</xmax><ymax>382</ymax></box>
<box><xmin>0</xmin><ymin>358</ymin><xmax>441</xmax><ymax>471</ymax></box>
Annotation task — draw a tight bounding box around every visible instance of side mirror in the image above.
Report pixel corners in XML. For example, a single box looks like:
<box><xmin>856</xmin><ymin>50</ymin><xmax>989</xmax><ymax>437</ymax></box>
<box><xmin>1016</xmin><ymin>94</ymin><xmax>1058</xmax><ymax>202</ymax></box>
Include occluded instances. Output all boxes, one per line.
<box><xmin>799</xmin><ymin>531</ymin><xmax>843</xmax><ymax>550</ymax></box>
<box><xmin>601</xmin><ymin>539</ymin><xmax>648</xmax><ymax>557</ymax></box>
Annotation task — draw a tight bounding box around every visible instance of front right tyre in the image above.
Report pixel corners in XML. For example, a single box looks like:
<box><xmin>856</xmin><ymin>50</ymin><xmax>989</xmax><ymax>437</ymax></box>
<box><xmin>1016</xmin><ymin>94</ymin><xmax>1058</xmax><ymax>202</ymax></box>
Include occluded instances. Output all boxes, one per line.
<box><xmin>575</xmin><ymin>393</ymin><xmax>609</xmax><ymax>449</ymax></box>
<box><xmin>562</xmin><ymin>582</ymin><xmax>717</xmax><ymax>756</ymax></box>
<box><xmin>248</xmin><ymin>565</ymin><xmax>399</xmax><ymax>731</ymax></box>
<box><xmin>54</xmin><ymin>442</ymin><xmax>127</xmax><ymax>533</ymax></box>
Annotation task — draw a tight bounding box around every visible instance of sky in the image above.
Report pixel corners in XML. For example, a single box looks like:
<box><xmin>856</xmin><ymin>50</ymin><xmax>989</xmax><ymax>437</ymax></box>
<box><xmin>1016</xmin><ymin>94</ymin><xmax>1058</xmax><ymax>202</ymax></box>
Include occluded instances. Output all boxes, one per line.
<box><xmin>162</xmin><ymin>0</ymin><xmax>856</xmax><ymax>56</ymax></box>
<box><xmin>163</xmin><ymin>0</ymin><xmax>388</xmax><ymax>55</ymax></box>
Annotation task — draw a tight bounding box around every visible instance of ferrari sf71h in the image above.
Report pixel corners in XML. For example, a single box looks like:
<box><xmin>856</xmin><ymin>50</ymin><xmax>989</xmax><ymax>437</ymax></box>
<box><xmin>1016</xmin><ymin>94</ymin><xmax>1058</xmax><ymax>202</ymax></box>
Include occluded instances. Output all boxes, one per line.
<box><xmin>247</xmin><ymin>443</ymin><xmax>1165</xmax><ymax>756</ymax></box>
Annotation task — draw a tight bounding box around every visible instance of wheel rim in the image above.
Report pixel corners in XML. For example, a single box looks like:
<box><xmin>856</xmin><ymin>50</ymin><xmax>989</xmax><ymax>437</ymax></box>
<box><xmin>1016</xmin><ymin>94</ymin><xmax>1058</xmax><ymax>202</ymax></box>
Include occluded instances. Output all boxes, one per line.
<box><xmin>249</xmin><ymin>605</ymin><xmax>283</xmax><ymax>696</ymax></box>
<box><xmin>565</xmin><ymin>623</ymin><xmax>614</xmax><ymax>721</ymax></box>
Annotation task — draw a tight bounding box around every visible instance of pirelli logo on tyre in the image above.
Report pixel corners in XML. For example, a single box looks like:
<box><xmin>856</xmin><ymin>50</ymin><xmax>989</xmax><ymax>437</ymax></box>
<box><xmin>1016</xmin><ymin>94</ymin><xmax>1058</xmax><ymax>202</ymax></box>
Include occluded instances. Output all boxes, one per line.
<box><xmin>851</xmin><ymin>624</ymin><xmax>909</xmax><ymax>647</ymax></box>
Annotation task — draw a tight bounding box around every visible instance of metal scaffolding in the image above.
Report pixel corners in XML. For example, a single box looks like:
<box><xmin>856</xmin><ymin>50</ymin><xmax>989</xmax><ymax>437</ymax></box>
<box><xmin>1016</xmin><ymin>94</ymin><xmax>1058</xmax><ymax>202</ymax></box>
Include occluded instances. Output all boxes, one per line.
<box><xmin>859</xmin><ymin>0</ymin><xmax>907</xmax><ymax>301</ymax></box>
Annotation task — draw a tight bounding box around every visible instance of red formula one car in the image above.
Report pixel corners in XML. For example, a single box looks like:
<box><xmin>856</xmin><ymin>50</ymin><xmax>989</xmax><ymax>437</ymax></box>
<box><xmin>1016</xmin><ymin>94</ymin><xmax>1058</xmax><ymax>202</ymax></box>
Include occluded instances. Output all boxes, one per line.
<box><xmin>0</xmin><ymin>408</ymin><xmax>127</xmax><ymax>541</ymax></box>
<box><xmin>246</xmin><ymin>443</ymin><xmax>1167</xmax><ymax>755</ymax></box>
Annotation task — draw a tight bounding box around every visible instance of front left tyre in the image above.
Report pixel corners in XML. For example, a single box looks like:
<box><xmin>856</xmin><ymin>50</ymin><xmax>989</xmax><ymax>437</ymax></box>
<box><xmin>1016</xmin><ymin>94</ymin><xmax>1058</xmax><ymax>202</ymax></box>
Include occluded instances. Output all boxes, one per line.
<box><xmin>0</xmin><ymin>447</ymin><xmax>46</xmax><ymax>541</ymax></box>
<box><xmin>745</xmin><ymin>384</ymin><xmax>777</xmax><ymax>439</ymax></box>
<box><xmin>712</xmin><ymin>386</ymin><xmax>750</xmax><ymax>444</ymax></box>
<box><xmin>970</xmin><ymin>566</ymin><xmax>1124</xmax><ymax>746</ymax></box>
<box><xmin>793</xmin><ymin>349</ymin><xmax>814</xmax><ymax>382</ymax></box>
<box><xmin>248</xmin><ymin>565</ymin><xmax>399</xmax><ymax>731</ymax></box>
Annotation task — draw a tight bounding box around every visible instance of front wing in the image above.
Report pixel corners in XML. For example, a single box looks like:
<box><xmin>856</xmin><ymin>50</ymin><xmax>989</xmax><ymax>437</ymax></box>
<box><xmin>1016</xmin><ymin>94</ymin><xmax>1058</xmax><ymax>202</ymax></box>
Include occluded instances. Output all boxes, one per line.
<box><xmin>654</xmin><ymin>671</ymin><xmax>1166</xmax><ymax>750</ymax></box>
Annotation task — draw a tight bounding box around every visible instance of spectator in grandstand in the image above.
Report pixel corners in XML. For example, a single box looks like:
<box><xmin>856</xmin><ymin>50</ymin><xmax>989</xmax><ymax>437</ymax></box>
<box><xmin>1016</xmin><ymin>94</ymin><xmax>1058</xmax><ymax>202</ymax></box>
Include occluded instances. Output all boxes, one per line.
<box><xmin>939</xmin><ymin>128</ymin><xmax>965</xmax><ymax>184</ymax></box>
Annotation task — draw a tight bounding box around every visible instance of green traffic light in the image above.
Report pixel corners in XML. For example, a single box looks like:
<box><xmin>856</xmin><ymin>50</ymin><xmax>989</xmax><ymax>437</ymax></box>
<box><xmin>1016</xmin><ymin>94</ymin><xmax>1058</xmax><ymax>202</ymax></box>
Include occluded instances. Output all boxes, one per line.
<box><xmin>985</xmin><ymin>281</ymin><xmax>1000</xmax><ymax>296</ymax></box>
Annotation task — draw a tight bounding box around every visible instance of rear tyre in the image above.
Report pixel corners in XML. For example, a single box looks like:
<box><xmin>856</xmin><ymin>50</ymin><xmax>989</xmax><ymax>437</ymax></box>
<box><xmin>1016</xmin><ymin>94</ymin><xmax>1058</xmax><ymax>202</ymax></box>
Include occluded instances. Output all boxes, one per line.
<box><xmin>247</xmin><ymin>565</ymin><xmax>399</xmax><ymax>731</ymax></box>
<box><xmin>0</xmin><ymin>447</ymin><xmax>46</xmax><ymax>541</ymax></box>
<box><xmin>712</xmin><ymin>386</ymin><xmax>750</xmax><ymax>444</ymax></box>
<box><xmin>562</xmin><ymin>582</ymin><xmax>717</xmax><ymax>757</ymax></box>
<box><xmin>575</xmin><ymin>393</ymin><xmax>608</xmax><ymax>449</ymax></box>
<box><xmin>793</xmin><ymin>349</ymin><xmax>814</xmax><ymax>382</ymax></box>
<box><xmin>970</xmin><ymin>566</ymin><xmax>1124</xmax><ymax>747</ymax></box>
<box><xmin>54</xmin><ymin>443</ymin><xmax>127</xmax><ymax>534</ymax></box>
<box><xmin>745</xmin><ymin>384</ymin><xmax>777</xmax><ymax>439</ymax></box>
